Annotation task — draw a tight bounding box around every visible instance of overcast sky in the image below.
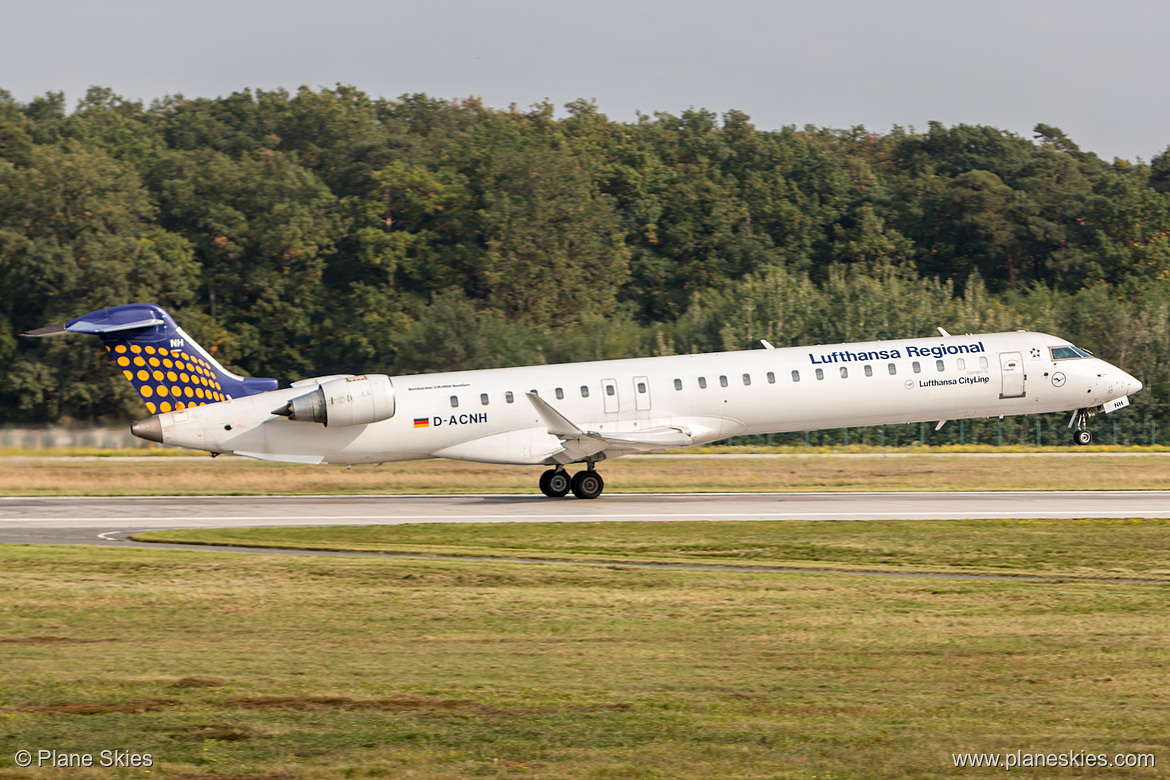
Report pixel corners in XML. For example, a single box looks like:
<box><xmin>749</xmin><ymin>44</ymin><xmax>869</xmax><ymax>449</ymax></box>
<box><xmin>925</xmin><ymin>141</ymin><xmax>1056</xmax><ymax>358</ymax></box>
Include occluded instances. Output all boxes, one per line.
<box><xmin>4</xmin><ymin>0</ymin><xmax>1168</xmax><ymax>161</ymax></box>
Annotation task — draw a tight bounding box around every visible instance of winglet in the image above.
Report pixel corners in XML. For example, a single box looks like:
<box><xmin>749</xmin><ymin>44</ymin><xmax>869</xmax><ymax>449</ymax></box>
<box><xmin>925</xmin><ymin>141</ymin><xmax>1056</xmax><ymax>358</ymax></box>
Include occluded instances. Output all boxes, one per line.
<box><xmin>760</xmin><ymin>339</ymin><xmax>775</xmax><ymax>350</ymax></box>
<box><xmin>525</xmin><ymin>392</ymin><xmax>584</xmax><ymax>437</ymax></box>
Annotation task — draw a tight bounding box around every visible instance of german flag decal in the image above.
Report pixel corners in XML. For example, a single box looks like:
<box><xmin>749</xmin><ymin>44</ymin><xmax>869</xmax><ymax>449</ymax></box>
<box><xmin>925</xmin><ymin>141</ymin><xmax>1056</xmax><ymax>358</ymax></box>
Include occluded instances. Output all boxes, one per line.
<box><xmin>413</xmin><ymin>417</ymin><xmax>429</xmax><ymax>428</ymax></box>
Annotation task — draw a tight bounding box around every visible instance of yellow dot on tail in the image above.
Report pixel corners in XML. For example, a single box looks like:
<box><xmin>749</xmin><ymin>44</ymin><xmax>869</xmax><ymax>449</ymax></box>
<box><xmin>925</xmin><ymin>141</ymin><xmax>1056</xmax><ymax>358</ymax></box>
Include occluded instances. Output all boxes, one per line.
<box><xmin>145</xmin><ymin>346</ymin><xmax>156</xmax><ymax>355</ymax></box>
<box><xmin>122</xmin><ymin>370</ymin><xmax>133</xmax><ymax>381</ymax></box>
<box><xmin>196</xmin><ymin>387</ymin><xmax>205</xmax><ymax>398</ymax></box>
<box><xmin>166</xmin><ymin>371</ymin><xmax>176</xmax><ymax>382</ymax></box>
<box><xmin>117</xmin><ymin>356</ymin><xmax>130</xmax><ymax>367</ymax></box>
<box><xmin>176</xmin><ymin>401</ymin><xmax>186</xmax><ymax>410</ymax></box>
<box><xmin>180</xmin><ymin>373</ymin><xmax>189</xmax><ymax>383</ymax></box>
<box><xmin>163</xmin><ymin>358</ymin><xmax>173</xmax><ymax>368</ymax></box>
<box><xmin>152</xmin><ymin>370</ymin><xmax>164</xmax><ymax>381</ymax></box>
<box><xmin>148</xmin><ymin>357</ymin><xmax>160</xmax><ymax>367</ymax></box>
<box><xmin>160</xmin><ymin>402</ymin><xmax>172</xmax><ymax>413</ymax></box>
<box><xmin>146</xmin><ymin>402</ymin><xmax>156</xmax><ymax>413</ymax></box>
<box><xmin>133</xmin><ymin>356</ymin><xmax>145</xmax><ymax>367</ymax></box>
<box><xmin>184</xmin><ymin>386</ymin><xmax>193</xmax><ymax>398</ymax></box>
<box><xmin>130</xmin><ymin>344</ymin><xmax>142</xmax><ymax>354</ymax></box>
<box><xmin>137</xmin><ymin>370</ymin><xmax>149</xmax><ymax>381</ymax></box>
<box><xmin>159</xmin><ymin>348</ymin><xmax>169</xmax><ymax>357</ymax></box>
<box><xmin>115</xmin><ymin>344</ymin><xmax>127</xmax><ymax>353</ymax></box>
<box><xmin>141</xmin><ymin>386</ymin><xmax>153</xmax><ymax>398</ymax></box>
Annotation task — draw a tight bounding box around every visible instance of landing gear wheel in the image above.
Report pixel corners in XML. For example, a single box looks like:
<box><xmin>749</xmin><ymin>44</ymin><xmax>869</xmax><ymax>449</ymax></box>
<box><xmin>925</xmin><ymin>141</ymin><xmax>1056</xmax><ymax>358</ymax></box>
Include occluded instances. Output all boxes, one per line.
<box><xmin>539</xmin><ymin>469</ymin><xmax>571</xmax><ymax>497</ymax></box>
<box><xmin>570</xmin><ymin>470</ymin><xmax>605</xmax><ymax>500</ymax></box>
<box><xmin>1074</xmin><ymin>429</ymin><xmax>1093</xmax><ymax>446</ymax></box>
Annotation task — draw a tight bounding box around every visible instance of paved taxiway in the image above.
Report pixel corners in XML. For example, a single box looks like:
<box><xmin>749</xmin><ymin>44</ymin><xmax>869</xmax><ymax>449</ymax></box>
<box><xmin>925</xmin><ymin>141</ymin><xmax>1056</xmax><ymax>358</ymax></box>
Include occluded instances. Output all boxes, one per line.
<box><xmin>2</xmin><ymin>491</ymin><xmax>1169</xmax><ymax>548</ymax></box>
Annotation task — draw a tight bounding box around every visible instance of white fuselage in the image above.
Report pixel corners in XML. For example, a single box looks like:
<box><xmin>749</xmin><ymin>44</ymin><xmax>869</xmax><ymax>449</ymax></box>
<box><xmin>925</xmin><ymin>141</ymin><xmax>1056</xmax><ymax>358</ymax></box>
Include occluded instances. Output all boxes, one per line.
<box><xmin>148</xmin><ymin>331</ymin><xmax>1141</xmax><ymax>465</ymax></box>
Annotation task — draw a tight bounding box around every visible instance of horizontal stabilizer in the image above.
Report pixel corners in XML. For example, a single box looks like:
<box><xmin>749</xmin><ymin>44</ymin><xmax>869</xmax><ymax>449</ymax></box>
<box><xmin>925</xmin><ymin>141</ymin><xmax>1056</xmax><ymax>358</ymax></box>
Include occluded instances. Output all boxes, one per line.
<box><xmin>21</xmin><ymin>322</ymin><xmax>68</xmax><ymax>337</ymax></box>
<box><xmin>23</xmin><ymin>311</ymin><xmax>164</xmax><ymax>337</ymax></box>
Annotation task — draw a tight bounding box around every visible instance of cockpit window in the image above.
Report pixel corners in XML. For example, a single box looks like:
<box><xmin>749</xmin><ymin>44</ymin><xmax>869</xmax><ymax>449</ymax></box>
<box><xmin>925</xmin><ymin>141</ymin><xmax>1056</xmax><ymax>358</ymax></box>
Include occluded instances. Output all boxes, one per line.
<box><xmin>1050</xmin><ymin>346</ymin><xmax>1087</xmax><ymax>360</ymax></box>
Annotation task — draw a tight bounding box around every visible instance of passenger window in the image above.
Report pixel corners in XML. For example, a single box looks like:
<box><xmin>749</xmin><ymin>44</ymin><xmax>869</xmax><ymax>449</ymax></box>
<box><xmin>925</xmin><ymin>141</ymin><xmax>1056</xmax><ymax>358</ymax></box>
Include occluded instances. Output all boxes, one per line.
<box><xmin>936</xmin><ymin>359</ymin><xmax>945</xmax><ymax>372</ymax></box>
<box><xmin>450</xmin><ymin>395</ymin><xmax>459</xmax><ymax>408</ymax></box>
<box><xmin>957</xmin><ymin>358</ymin><xmax>966</xmax><ymax>371</ymax></box>
<box><xmin>699</xmin><ymin>377</ymin><xmax>707</xmax><ymax>389</ymax></box>
<box><xmin>637</xmin><ymin>381</ymin><xmax>647</xmax><ymax>393</ymax></box>
<box><xmin>719</xmin><ymin>375</ymin><xmax>728</xmax><ymax>388</ymax></box>
<box><xmin>767</xmin><ymin>371</ymin><xmax>775</xmax><ymax>384</ymax></box>
<box><xmin>979</xmin><ymin>356</ymin><xmax>988</xmax><ymax>369</ymax></box>
<box><xmin>791</xmin><ymin>370</ymin><xmax>800</xmax><ymax>382</ymax></box>
<box><xmin>912</xmin><ymin>361</ymin><xmax>921</xmax><ymax>374</ymax></box>
<box><xmin>555</xmin><ymin>387</ymin><xmax>564</xmax><ymax>400</ymax></box>
<box><xmin>840</xmin><ymin>367</ymin><xmax>848</xmax><ymax>379</ymax></box>
<box><xmin>864</xmin><ymin>365</ymin><xmax>873</xmax><ymax>377</ymax></box>
<box><xmin>815</xmin><ymin>368</ymin><xmax>824</xmax><ymax>380</ymax></box>
<box><xmin>674</xmin><ymin>378</ymin><xmax>682</xmax><ymax>391</ymax></box>
<box><xmin>480</xmin><ymin>393</ymin><xmax>489</xmax><ymax>406</ymax></box>
<box><xmin>580</xmin><ymin>385</ymin><xmax>589</xmax><ymax>398</ymax></box>
<box><xmin>888</xmin><ymin>363</ymin><xmax>897</xmax><ymax>375</ymax></box>
<box><xmin>505</xmin><ymin>391</ymin><xmax>514</xmax><ymax>404</ymax></box>
<box><xmin>605</xmin><ymin>385</ymin><xmax>615</xmax><ymax>396</ymax></box>
<box><xmin>742</xmin><ymin>373</ymin><xmax>751</xmax><ymax>386</ymax></box>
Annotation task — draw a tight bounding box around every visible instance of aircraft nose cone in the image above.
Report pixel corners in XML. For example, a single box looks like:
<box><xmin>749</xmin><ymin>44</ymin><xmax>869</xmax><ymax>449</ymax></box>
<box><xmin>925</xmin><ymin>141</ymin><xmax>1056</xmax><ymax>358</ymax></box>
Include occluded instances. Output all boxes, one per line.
<box><xmin>1127</xmin><ymin>373</ymin><xmax>1143</xmax><ymax>396</ymax></box>
<box><xmin>131</xmin><ymin>415</ymin><xmax>164</xmax><ymax>443</ymax></box>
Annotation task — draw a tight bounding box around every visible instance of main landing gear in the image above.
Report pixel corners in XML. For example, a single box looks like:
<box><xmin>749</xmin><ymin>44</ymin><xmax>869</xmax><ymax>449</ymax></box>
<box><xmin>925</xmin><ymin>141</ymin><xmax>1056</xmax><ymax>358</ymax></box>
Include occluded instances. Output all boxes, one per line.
<box><xmin>1070</xmin><ymin>408</ymin><xmax>1094</xmax><ymax>446</ymax></box>
<box><xmin>538</xmin><ymin>465</ymin><xmax>605</xmax><ymax>499</ymax></box>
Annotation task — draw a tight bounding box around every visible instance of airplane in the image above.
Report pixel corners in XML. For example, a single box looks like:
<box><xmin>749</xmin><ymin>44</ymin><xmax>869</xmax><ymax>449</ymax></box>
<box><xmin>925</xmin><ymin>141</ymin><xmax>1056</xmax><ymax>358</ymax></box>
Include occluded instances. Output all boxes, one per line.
<box><xmin>25</xmin><ymin>303</ymin><xmax>1143</xmax><ymax>499</ymax></box>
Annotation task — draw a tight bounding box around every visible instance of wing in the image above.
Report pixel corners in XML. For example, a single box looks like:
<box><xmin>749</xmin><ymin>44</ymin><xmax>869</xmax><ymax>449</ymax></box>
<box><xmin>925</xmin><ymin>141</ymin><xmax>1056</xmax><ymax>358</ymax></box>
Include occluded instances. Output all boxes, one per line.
<box><xmin>525</xmin><ymin>392</ymin><xmax>693</xmax><ymax>462</ymax></box>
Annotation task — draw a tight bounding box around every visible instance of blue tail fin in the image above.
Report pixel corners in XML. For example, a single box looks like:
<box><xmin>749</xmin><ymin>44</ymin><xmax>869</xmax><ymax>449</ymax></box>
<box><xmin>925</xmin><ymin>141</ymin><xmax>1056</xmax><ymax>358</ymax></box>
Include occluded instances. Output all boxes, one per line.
<box><xmin>24</xmin><ymin>304</ymin><xmax>278</xmax><ymax>414</ymax></box>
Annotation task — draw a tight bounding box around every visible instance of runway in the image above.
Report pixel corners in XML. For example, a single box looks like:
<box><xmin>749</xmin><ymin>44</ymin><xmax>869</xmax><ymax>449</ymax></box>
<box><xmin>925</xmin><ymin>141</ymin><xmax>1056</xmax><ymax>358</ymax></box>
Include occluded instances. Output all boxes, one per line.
<box><xmin>2</xmin><ymin>491</ymin><xmax>1169</xmax><ymax>548</ymax></box>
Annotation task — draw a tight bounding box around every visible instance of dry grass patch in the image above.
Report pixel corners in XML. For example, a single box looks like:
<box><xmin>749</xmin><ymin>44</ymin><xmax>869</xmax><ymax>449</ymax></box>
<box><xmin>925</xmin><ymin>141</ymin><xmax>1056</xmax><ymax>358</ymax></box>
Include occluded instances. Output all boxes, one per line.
<box><xmin>4</xmin><ymin>452</ymin><xmax>1170</xmax><ymax>495</ymax></box>
<box><xmin>0</xmin><ymin>636</ymin><xmax>120</xmax><ymax>644</ymax></box>
<box><xmin>15</xmin><ymin>697</ymin><xmax>180</xmax><ymax>715</ymax></box>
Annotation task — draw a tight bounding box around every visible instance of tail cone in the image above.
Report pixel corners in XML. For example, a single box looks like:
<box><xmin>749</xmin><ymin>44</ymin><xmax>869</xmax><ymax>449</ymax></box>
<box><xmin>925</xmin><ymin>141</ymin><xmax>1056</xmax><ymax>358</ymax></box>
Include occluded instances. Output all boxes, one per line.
<box><xmin>131</xmin><ymin>416</ymin><xmax>163</xmax><ymax>443</ymax></box>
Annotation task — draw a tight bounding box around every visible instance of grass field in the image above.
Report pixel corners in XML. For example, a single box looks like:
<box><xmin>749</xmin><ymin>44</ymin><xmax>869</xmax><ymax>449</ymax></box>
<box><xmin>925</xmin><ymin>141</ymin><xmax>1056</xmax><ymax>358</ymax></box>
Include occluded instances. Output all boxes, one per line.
<box><xmin>0</xmin><ymin>539</ymin><xmax>1166</xmax><ymax>779</ymax></box>
<box><xmin>135</xmin><ymin>517</ymin><xmax>1170</xmax><ymax>581</ymax></box>
<box><xmin>3</xmin><ymin>451</ymin><xmax>1170</xmax><ymax>496</ymax></box>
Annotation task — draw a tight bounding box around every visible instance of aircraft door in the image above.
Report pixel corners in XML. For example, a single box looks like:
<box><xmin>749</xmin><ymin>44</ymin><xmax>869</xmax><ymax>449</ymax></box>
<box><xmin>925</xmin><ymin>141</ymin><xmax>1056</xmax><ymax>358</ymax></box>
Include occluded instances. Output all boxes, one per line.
<box><xmin>999</xmin><ymin>352</ymin><xmax>1026</xmax><ymax>399</ymax></box>
<box><xmin>633</xmin><ymin>376</ymin><xmax>651</xmax><ymax>411</ymax></box>
<box><xmin>601</xmin><ymin>378</ymin><xmax>619</xmax><ymax>413</ymax></box>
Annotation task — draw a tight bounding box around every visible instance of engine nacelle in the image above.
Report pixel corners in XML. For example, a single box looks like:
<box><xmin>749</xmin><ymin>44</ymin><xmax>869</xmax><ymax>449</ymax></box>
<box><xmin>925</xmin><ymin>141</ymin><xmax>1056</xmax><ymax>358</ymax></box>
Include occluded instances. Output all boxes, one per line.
<box><xmin>273</xmin><ymin>374</ymin><xmax>395</xmax><ymax>427</ymax></box>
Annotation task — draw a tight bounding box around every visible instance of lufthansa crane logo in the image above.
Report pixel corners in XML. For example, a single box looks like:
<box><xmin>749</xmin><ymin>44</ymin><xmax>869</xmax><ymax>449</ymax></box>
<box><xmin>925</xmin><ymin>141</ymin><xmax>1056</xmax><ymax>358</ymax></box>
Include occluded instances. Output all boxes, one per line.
<box><xmin>1051</xmin><ymin>372</ymin><xmax>1067</xmax><ymax>387</ymax></box>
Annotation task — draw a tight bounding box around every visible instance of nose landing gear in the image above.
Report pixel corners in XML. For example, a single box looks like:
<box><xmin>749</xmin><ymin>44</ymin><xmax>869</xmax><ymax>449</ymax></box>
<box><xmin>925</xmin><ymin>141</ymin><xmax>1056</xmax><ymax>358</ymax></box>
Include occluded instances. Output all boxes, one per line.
<box><xmin>538</xmin><ymin>463</ymin><xmax>605</xmax><ymax>499</ymax></box>
<box><xmin>1069</xmin><ymin>408</ymin><xmax>1095</xmax><ymax>446</ymax></box>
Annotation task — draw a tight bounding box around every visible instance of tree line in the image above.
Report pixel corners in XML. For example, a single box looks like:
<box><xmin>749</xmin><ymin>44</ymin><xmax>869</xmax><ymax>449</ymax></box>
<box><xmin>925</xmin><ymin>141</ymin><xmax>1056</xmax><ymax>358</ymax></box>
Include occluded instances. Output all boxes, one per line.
<box><xmin>1</xmin><ymin>86</ymin><xmax>1168</xmax><ymax>443</ymax></box>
